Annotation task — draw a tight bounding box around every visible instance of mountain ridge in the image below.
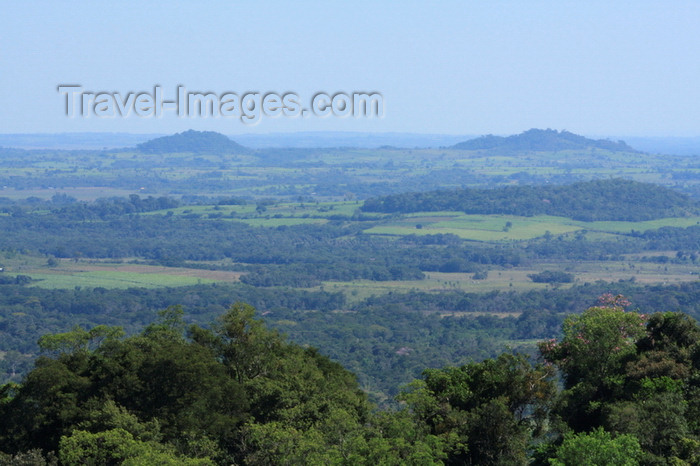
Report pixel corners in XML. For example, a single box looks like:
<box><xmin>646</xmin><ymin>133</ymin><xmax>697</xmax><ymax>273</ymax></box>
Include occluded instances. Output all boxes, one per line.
<box><xmin>451</xmin><ymin>128</ymin><xmax>639</xmax><ymax>152</ymax></box>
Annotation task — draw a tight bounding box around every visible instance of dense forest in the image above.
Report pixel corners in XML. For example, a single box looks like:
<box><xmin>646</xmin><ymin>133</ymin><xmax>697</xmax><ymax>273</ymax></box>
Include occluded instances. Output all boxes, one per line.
<box><xmin>2</xmin><ymin>299</ymin><xmax>700</xmax><ymax>464</ymax></box>
<box><xmin>2</xmin><ymin>279</ymin><xmax>700</xmax><ymax>403</ymax></box>
<box><xmin>362</xmin><ymin>179</ymin><xmax>700</xmax><ymax>221</ymax></box>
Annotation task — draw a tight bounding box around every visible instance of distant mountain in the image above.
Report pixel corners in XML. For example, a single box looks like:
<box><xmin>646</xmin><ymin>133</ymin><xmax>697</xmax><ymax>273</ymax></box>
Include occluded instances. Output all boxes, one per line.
<box><xmin>137</xmin><ymin>130</ymin><xmax>250</xmax><ymax>154</ymax></box>
<box><xmin>451</xmin><ymin>129</ymin><xmax>638</xmax><ymax>152</ymax></box>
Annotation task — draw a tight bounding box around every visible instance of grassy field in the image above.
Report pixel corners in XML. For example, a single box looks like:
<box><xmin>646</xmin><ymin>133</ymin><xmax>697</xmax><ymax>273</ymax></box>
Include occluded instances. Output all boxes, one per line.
<box><xmin>2</xmin><ymin>259</ymin><xmax>241</xmax><ymax>289</ymax></box>
<box><xmin>362</xmin><ymin>212</ymin><xmax>700</xmax><ymax>241</ymax></box>
<box><xmin>141</xmin><ymin>200</ymin><xmax>700</xmax><ymax>243</ymax></box>
<box><xmin>8</xmin><ymin>248</ymin><xmax>694</xmax><ymax>294</ymax></box>
<box><xmin>321</xmin><ymin>259</ymin><xmax>699</xmax><ymax>303</ymax></box>
<box><xmin>27</xmin><ymin>271</ymin><xmax>217</xmax><ymax>289</ymax></box>
<box><xmin>0</xmin><ymin>187</ymin><xmax>140</xmax><ymax>201</ymax></box>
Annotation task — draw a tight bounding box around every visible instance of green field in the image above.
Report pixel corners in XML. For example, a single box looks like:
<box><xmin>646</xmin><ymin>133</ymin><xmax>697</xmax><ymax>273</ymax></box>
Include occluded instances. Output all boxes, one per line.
<box><xmin>362</xmin><ymin>212</ymin><xmax>700</xmax><ymax>241</ymax></box>
<box><xmin>322</xmin><ymin>258</ymin><xmax>699</xmax><ymax>303</ymax></box>
<box><xmin>5</xmin><ymin>249</ymin><xmax>695</xmax><ymax>296</ymax></box>
<box><xmin>0</xmin><ymin>258</ymin><xmax>241</xmax><ymax>290</ymax></box>
<box><xmin>26</xmin><ymin>270</ymin><xmax>217</xmax><ymax>289</ymax></box>
<box><xmin>141</xmin><ymin>200</ymin><xmax>700</xmax><ymax>244</ymax></box>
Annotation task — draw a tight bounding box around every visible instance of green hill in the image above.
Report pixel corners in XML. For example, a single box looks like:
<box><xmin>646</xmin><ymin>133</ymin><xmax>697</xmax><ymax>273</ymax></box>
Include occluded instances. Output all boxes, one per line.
<box><xmin>451</xmin><ymin>128</ymin><xmax>638</xmax><ymax>152</ymax></box>
<box><xmin>137</xmin><ymin>130</ymin><xmax>250</xmax><ymax>154</ymax></box>
<box><xmin>362</xmin><ymin>179</ymin><xmax>699</xmax><ymax>221</ymax></box>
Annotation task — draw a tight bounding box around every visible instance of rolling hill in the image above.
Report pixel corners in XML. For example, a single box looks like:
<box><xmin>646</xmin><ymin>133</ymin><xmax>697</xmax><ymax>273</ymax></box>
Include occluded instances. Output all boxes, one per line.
<box><xmin>137</xmin><ymin>129</ymin><xmax>250</xmax><ymax>154</ymax></box>
<box><xmin>361</xmin><ymin>179</ymin><xmax>699</xmax><ymax>221</ymax></box>
<box><xmin>451</xmin><ymin>128</ymin><xmax>638</xmax><ymax>152</ymax></box>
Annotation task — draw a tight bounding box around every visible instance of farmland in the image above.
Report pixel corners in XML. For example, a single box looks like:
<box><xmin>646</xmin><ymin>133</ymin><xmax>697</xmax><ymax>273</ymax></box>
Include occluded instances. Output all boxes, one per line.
<box><xmin>1</xmin><ymin>130</ymin><xmax>699</xmax><ymax>408</ymax></box>
<box><xmin>1</xmin><ymin>198</ymin><xmax>697</xmax><ymax>295</ymax></box>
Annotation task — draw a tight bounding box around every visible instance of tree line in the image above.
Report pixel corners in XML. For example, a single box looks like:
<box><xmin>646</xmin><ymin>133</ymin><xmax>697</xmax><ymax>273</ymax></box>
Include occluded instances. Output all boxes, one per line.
<box><xmin>361</xmin><ymin>179</ymin><xmax>700</xmax><ymax>221</ymax></box>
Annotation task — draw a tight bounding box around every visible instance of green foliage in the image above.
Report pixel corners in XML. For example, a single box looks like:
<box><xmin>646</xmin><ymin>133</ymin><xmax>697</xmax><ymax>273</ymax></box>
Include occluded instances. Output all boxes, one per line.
<box><xmin>58</xmin><ymin>428</ymin><xmax>213</xmax><ymax>466</ymax></box>
<box><xmin>195</xmin><ymin>302</ymin><xmax>284</xmax><ymax>383</ymax></box>
<box><xmin>356</xmin><ymin>410</ymin><xmax>449</xmax><ymax>465</ymax></box>
<box><xmin>38</xmin><ymin>325</ymin><xmax>124</xmax><ymax>355</ymax></box>
<box><xmin>143</xmin><ymin>305</ymin><xmax>187</xmax><ymax>340</ymax></box>
<box><xmin>2</xmin><ymin>132</ymin><xmax>700</xmax><ymax>464</ymax></box>
<box><xmin>4</xmin><ymin>278</ymin><xmax>700</xmax><ymax>403</ymax></box>
<box><xmin>241</xmin><ymin>408</ymin><xmax>449</xmax><ymax>465</ymax></box>
<box><xmin>0</xmin><ymin>449</ymin><xmax>57</xmax><ymax>465</ymax></box>
<box><xmin>362</xmin><ymin>179</ymin><xmax>699</xmax><ymax>221</ymax></box>
<box><xmin>541</xmin><ymin>300</ymin><xmax>700</xmax><ymax>463</ymax></box>
<box><xmin>605</xmin><ymin>392</ymin><xmax>689</xmax><ymax>461</ymax></box>
<box><xmin>76</xmin><ymin>399</ymin><xmax>162</xmax><ymax>443</ymax></box>
<box><xmin>2</xmin><ymin>298</ymin><xmax>700</xmax><ymax>464</ymax></box>
<box><xmin>0</xmin><ymin>274</ymin><xmax>33</xmax><ymax>285</ymax></box>
<box><xmin>539</xmin><ymin>304</ymin><xmax>647</xmax><ymax>432</ymax></box>
<box><xmin>240</xmin><ymin>421</ymin><xmax>333</xmax><ymax>465</ymax></box>
<box><xmin>0</xmin><ymin>304</ymin><xmax>372</xmax><ymax>464</ymax></box>
<box><xmin>548</xmin><ymin>427</ymin><xmax>642</xmax><ymax>466</ymax></box>
<box><xmin>400</xmin><ymin>353</ymin><xmax>555</xmax><ymax>465</ymax></box>
<box><xmin>528</xmin><ymin>270</ymin><xmax>574</xmax><ymax>283</ymax></box>
<box><xmin>539</xmin><ymin>305</ymin><xmax>646</xmax><ymax>389</ymax></box>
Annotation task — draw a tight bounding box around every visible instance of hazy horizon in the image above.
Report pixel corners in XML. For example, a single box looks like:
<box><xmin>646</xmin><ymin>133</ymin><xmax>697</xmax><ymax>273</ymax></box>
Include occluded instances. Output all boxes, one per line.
<box><xmin>2</xmin><ymin>129</ymin><xmax>700</xmax><ymax>155</ymax></box>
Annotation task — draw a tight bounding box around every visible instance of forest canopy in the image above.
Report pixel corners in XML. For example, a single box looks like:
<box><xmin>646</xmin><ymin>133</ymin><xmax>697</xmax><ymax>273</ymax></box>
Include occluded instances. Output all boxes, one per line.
<box><xmin>362</xmin><ymin>178</ymin><xmax>700</xmax><ymax>221</ymax></box>
<box><xmin>2</xmin><ymin>298</ymin><xmax>700</xmax><ymax>465</ymax></box>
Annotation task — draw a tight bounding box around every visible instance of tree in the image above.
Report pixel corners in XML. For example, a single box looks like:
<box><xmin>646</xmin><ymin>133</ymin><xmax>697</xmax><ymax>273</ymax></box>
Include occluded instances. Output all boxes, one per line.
<box><xmin>400</xmin><ymin>353</ymin><xmax>555</xmax><ymax>465</ymax></box>
<box><xmin>0</xmin><ymin>449</ymin><xmax>58</xmax><ymax>465</ymax></box>
<box><xmin>38</xmin><ymin>325</ymin><xmax>124</xmax><ymax>355</ymax></box>
<box><xmin>0</xmin><ymin>304</ymin><xmax>374</xmax><ymax>464</ymax></box>
<box><xmin>58</xmin><ymin>428</ymin><xmax>214</xmax><ymax>466</ymax></box>
<box><xmin>538</xmin><ymin>299</ymin><xmax>646</xmax><ymax>389</ymax></box>
<box><xmin>538</xmin><ymin>299</ymin><xmax>646</xmax><ymax>431</ymax></box>
<box><xmin>549</xmin><ymin>427</ymin><xmax>642</xmax><ymax>466</ymax></box>
<box><xmin>539</xmin><ymin>298</ymin><xmax>700</xmax><ymax>462</ymax></box>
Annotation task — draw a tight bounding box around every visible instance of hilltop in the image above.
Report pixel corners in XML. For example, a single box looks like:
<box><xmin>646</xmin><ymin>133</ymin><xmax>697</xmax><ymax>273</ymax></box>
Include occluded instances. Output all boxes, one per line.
<box><xmin>451</xmin><ymin>128</ymin><xmax>638</xmax><ymax>152</ymax></box>
<box><xmin>136</xmin><ymin>130</ymin><xmax>250</xmax><ymax>154</ymax></box>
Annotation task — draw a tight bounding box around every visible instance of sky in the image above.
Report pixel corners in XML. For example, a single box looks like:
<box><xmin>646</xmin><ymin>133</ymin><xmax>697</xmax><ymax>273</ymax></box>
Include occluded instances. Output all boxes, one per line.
<box><xmin>1</xmin><ymin>1</ymin><xmax>700</xmax><ymax>137</ymax></box>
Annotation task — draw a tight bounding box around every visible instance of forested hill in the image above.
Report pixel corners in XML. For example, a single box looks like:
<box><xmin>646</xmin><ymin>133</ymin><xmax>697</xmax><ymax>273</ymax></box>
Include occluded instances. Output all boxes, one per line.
<box><xmin>361</xmin><ymin>179</ymin><xmax>700</xmax><ymax>221</ymax></box>
<box><xmin>451</xmin><ymin>128</ymin><xmax>638</xmax><ymax>152</ymax></box>
<box><xmin>136</xmin><ymin>129</ymin><xmax>250</xmax><ymax>154</ymax></box>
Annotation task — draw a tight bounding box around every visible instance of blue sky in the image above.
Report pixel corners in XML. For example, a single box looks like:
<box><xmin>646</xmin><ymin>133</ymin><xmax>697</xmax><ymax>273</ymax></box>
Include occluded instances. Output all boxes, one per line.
<box><xmin>1</xmin><ymin>1</ymin><xmax>699</xmax><ymax>137</ymax></box>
